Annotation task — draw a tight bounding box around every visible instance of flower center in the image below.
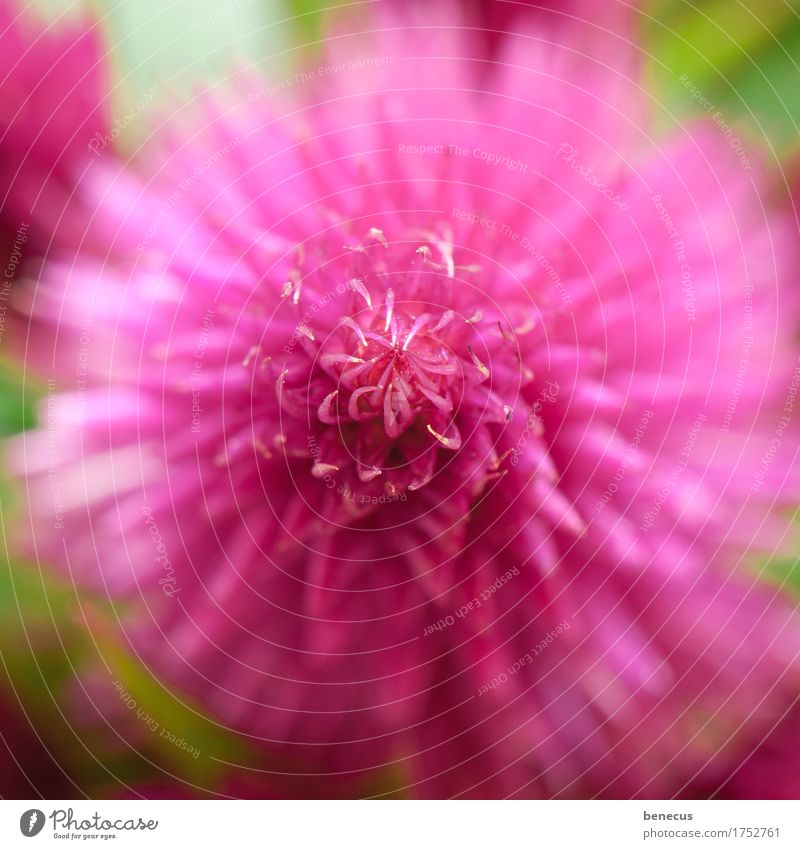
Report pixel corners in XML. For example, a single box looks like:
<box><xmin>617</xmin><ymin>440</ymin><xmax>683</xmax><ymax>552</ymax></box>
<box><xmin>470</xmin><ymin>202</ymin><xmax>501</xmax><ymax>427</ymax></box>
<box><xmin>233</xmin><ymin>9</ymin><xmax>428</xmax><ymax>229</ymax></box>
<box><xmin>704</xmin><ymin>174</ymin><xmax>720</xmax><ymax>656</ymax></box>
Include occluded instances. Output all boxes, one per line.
<box><xmin>319</xmin><ymin>289</ymin><xmax>471</xmax><ymax>442</ymax></box>
<box><xmin>274</xmin><ymin>226</ymin><xmax>521</xmax><ymax>501</ymax></box>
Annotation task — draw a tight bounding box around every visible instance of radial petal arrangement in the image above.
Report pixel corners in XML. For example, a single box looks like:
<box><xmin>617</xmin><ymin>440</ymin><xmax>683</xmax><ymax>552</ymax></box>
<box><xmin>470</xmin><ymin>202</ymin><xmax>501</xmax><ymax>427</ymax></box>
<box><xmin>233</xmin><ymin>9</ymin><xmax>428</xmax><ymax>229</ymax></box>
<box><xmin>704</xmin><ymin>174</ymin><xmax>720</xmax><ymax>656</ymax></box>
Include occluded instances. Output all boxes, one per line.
<box><xmin>3</xmin><ymin>0</ymin><xmax>800</xmax><ymax>799</ymax></box>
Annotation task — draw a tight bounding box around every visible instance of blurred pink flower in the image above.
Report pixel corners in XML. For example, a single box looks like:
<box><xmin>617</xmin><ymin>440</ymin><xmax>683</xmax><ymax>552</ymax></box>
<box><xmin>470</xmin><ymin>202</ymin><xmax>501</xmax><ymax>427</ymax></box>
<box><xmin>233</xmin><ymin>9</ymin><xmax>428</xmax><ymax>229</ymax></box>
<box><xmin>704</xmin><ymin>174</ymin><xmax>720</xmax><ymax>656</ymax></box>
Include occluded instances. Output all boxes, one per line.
<box><xmin>0</xmin><ymin>3</ymin><xmax>109</xmax><ymax>263</ymax></box>
<box><xmin>9</xmin><ymin>1</ymin><xmax>800</xmax><ymax>797</ymax></box>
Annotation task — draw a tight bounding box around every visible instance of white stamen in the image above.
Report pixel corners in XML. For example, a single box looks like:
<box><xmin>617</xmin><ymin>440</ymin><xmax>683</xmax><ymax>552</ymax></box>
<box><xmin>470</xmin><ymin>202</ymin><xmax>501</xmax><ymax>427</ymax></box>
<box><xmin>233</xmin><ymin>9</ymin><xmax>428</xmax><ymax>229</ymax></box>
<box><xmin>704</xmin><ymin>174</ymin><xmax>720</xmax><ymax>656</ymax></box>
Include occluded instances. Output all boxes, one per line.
<box><xmin>367</xmin><ymin>227</ymin><xmax>388</xmax><ymax>247</ymax></box>
<box><xmin>426</xmin><ymin>423</ymin><xmax>461</xmax><ymax>450</ymax></box>
<box><xmin>312</xmin><ymin>462</ymin><xmax>339</xmax><ymax>478</ymax></box>
<box><xmin>348</xmin><ymin>278</ymin><xmax>373</xmax><ymax>310</ymax></box>
<box><xmin>242</xmin><ymin>345</ymin><xmax>260</xmax><ymax>367</ymax></box>
<box><xmin>296</xmin><ymin>324</ymin><xmax>315</xmax><ymax>342</ymax></box>
<box><xmin>467</xmin><ymin>345</ymin><xmax>490</xmax><ymax>380</ymax></box>
<box><xmin>384</xmin><ymin>288</ymin><xmax>395</xmax><ymax>333</ymax></box>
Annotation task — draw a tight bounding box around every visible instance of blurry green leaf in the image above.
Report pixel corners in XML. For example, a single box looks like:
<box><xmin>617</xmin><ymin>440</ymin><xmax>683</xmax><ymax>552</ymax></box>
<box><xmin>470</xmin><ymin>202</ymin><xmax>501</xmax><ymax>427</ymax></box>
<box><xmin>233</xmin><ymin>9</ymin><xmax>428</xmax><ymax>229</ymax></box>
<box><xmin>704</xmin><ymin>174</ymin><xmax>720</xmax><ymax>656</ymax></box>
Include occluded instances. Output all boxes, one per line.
<box><xmin>759</xmin><ymin>554</ymin><xmax>800</xmax><ymax>597</ymax></box>
<box><xmin>0</xmin><ymin>360</ymin><xmax>37</xmax><ymax>437</ymax></box>
<box><xmin>95</xmin><ymin>619</ymin><xmax>252</xmax><ymax>782</ymax></box>
<box><xmin>643</xmin><ymin>0</ymin><xmax>800</xmax><ymax>155</ymax></box>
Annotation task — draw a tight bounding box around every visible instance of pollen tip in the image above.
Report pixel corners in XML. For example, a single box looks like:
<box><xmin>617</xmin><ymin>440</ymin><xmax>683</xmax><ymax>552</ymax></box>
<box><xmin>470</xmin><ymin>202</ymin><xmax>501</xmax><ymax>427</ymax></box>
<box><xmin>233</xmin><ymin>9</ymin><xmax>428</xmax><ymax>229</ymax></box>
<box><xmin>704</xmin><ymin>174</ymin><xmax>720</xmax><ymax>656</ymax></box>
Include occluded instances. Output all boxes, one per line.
<box><xmin>318</xmin><ymin>390</ymin><xmax>339</xmax><ymax>423</ymax></box>
<box><xmin>367</xmin><ymin>227</ymin><xmax>388</xmax><ymax>247</ymax></box>
<box><xmin>297</xmin><ymin>324</ymin><xmax>315</xmax><ymax>342</ymax></box>
<box><xmin>384</xmin><ymin>288</ymin><xmax>395</xmax><ymax>332</ymax></box>
<box><xmin>467</xmin><ymin>345</ymin><xmax>490</xmax><ymax>379</ymax></box>
<box><xmin>426</xmin><ymin>423</ymin><xmax>460</xmax><ymax>450</ymax></box>
<box><xmin>243</xmin><ymin>345</ymin><xmax>261</xmax><ymax>367</ymax></box>
<box><xmin>253</xmin><ymin>438</ymin><xmax>273</xmax><ymax>460</ymax></box>
<box><xmin>348</xmin><ymin>277</ymin><xmax>373</xmax><ymax>310</ymax></box>
<box><xmin>312</xmin><ymin>462</ymin><xmax>339</xmax><ymax>478</ymax></box>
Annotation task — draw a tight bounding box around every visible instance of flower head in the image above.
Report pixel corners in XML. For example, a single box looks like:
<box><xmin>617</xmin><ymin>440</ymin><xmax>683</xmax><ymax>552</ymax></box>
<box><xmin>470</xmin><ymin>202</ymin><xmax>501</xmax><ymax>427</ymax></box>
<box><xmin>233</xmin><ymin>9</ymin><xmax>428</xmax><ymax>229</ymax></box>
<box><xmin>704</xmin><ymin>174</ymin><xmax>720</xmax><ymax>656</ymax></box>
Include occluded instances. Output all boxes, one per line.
<box><xmin>9</xmin><ymin>1</ymin><xmax>800</xmax><ymax>797</ymax></box>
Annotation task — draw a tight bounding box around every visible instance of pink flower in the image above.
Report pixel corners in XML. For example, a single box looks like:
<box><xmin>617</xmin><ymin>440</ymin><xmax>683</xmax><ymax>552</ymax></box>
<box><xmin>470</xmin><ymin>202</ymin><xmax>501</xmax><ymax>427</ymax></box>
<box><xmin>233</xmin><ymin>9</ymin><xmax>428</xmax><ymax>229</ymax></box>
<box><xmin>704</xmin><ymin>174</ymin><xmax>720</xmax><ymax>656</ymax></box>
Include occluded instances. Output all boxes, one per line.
<box><xmin>9</xmin><ymin>2</ymin><xmax>800</xmax><ymax>797</ymax></box>
<box><xmin>0</xmin><ymin>2</ymin><xmax>109</xmax><ymax>262</ymax></box>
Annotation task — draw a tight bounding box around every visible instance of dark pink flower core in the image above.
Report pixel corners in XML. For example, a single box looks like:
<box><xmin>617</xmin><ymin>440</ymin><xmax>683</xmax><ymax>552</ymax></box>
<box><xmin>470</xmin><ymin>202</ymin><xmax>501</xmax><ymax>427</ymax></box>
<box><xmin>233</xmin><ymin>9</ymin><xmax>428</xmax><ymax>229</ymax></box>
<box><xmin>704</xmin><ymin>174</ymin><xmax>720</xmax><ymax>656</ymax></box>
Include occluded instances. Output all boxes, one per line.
<box><xmin>268</xmin><ymin>225</ymin><xmax>528</xmax><ymax>511</ymax></box>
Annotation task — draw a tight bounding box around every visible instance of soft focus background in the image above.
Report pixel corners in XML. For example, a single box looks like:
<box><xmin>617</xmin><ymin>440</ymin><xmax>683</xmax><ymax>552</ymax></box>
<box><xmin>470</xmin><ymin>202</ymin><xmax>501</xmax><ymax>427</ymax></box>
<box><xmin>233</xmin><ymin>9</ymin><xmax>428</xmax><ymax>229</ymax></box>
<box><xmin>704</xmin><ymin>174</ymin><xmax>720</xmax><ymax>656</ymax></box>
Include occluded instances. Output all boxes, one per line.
<box><xmin>2</xmin><ymin>0</ymin><xmax>800</xmax><ymax>798</ymax></box>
